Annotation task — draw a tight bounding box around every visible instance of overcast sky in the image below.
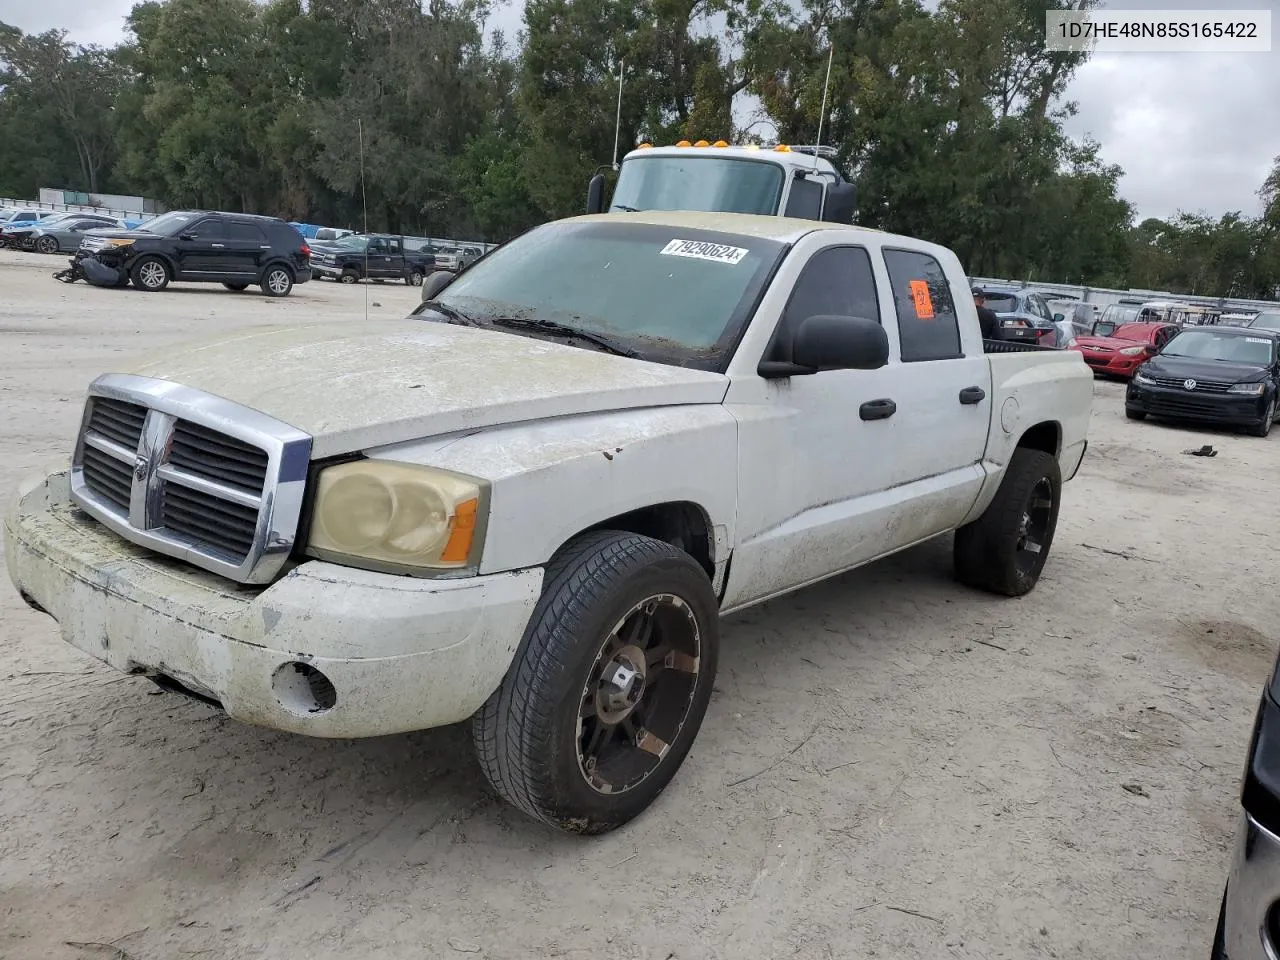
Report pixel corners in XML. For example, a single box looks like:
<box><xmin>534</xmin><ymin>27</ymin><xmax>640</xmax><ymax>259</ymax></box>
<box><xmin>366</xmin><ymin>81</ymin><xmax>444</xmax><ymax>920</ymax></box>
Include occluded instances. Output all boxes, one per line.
<box><xmin>1</xmin><ymin>0</ymin><xmax>1275</xmax><ymax>222</ymax></box>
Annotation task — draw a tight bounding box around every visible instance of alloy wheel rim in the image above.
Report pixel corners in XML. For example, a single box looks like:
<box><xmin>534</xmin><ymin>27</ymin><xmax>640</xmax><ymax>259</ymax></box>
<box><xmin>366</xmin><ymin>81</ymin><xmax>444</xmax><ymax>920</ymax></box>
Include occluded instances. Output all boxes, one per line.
<box><xmin>1015</xmin><ymin>478</ymin><xmax>1054</xmax><ymax>573</ymax></box>
<box><xmin>268</xmin><ymin>270</ymin><xmax>289</xmax><ymax>294</ymax></box>
<box><xmin>576</xmin><ymin>594</ymin><xmax>701</xmax><ymax>795</ymax></box>
<box><xmin>140</xmin><ymin>262</ymin><xmax>165</xmax><ymax>287</ymax></box>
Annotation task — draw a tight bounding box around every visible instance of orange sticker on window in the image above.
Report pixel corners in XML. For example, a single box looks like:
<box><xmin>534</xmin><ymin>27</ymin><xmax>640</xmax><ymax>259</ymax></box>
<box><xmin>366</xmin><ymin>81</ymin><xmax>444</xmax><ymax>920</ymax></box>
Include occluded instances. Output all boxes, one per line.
<box><xmin>909</xmin><ymin>280</ymin><xmax>935</xmax><ymax>320</ymax></box>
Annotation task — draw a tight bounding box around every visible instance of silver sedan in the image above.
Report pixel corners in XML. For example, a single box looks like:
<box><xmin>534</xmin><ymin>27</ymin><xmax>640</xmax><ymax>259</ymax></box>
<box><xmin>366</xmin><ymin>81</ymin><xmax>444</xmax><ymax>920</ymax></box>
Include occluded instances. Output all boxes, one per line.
<box><xmin>26</xmin><ymin>216</ymin><xmax>124</xmax><ymax>254</ymax></box>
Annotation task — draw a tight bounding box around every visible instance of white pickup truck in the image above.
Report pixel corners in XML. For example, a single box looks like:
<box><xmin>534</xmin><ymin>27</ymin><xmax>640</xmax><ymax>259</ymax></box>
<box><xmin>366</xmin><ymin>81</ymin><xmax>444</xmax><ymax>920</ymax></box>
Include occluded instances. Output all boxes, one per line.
<box><xmin>6</xmin><ymin>211</ymin><xmax>1092</xmax><ymax>834</ymax></box>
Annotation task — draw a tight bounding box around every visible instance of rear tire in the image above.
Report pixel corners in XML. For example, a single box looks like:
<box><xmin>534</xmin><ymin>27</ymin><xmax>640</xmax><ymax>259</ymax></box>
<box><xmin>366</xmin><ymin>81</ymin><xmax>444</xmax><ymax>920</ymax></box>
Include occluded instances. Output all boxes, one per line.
<box><xmin>261</xmin><ymin>265</ymin><xmax>294</xmax><ymax>297</ymax></box>
<box><xmin>408</xmin><ymin>270</ymin><xmax>424</xmax><ymax>286</ymax></box>
<box><xmin>130</xmin><ymin>256</ymin><xmax>169</xmax><ymax>291</ymax></box>
<box><xmin>954</xmin><ymin>447</ymin><xmax>1062</xmax><ymax>597</ymax></box>
<box><xmin>222</xmin><ymin>282</ymin><xmax>249</xmax><ymax>291</ymax></box>
<box><xmin>36</xmin><ymin>236</ymin><xmax>58</xmax><ymax>254</ymax></box>
<box><xmin>472</xmin><ymin>530</ymin><xmax>719</xmax><ymax>834</ymax></box>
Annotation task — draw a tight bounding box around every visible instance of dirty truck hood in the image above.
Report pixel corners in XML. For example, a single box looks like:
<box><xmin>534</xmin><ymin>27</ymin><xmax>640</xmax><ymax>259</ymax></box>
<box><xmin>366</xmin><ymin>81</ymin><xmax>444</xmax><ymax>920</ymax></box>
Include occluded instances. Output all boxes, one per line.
<box><xmin>125</xmin><ymin>319</ymin><xmax>730</xmax><ymax>457</ymax></box>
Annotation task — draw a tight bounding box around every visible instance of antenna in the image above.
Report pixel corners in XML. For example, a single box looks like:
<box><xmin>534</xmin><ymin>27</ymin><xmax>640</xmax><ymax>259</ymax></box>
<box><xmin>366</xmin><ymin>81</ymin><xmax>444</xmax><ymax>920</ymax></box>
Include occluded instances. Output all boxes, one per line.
<box><xmin>612</xmin><ymin>57</ymin><xmax>624</xmax><ymax>170</ymax></box>
<box><xmin>358</xmin><ymin>118</ymin><xmax>369</xmax><ymax>321</ymax></box>
<box><xmin>813</xmin><ymin>43</ymin><xmax>834</xmax><ymax>173</ymax></box>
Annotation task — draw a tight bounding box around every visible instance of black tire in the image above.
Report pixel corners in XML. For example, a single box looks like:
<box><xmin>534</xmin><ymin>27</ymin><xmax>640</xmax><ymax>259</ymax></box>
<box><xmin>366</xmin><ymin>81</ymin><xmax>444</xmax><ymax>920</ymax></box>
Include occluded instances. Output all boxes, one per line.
<box><xmin>1248</xmin><ymin>397</ymin><xmax>1275</xmax><ymax>438</ymax></box>
<box><xmin>222</xmin><ymin>282</ymin><xmax>249</xmax><ymax>291</ymax></box>
<box><xmin>261</xmin><ymin>265</ymin><xmax>294</xmax><ymax>297</ymax></box>
<box><xmin>36</xmin><ymin>236</ymin><xmax>59</xmax><ymax>255</ymax></box>
<box><xmin>954</xmin><ymin>447</ymin><xmax>1062</xmax><ymax>597</ymax></box>
<box><xmin>408</xmin><ymin>270</ymin><xmax>424</xmax><ymax>286</ymax></box>
<box><xmin>130</xmin><ymin>256</ymin><xmax>170</xmax><ymax>291</ymax></box>
<box><xmin>472</xmin><ymin>530</ymin><xmax>720</xmax><ymax>834</ymax></box>
<box><xmin>339</xmin><ymin>269</ymin><xmax>359</xmax><ymax>284</ymax></box>
<box><xmin>1125</xmin><ymin>407</ymin><xmax>1146</xmax><ymax>421</ymax></box>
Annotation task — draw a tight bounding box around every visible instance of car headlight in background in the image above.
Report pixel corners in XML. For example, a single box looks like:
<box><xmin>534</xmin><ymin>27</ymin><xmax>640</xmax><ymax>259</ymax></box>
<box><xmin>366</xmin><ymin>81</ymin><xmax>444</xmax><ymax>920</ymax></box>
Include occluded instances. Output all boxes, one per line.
<box><xmin>1132</xmin><ymin>370</ymin><xmax>1155</xmax><ymax>385</ymax></box>
<box><xmin>1228</xmin><ymin>382</ymin><xmax>1267</xmax><ymax>396</ymax></box>
<box><xmin>100</xmin><ymin>238</ymin><xmax>136</xmax><ymax>249</ymax></box>
<box><xmin>307</xmin><ymin>460</ymin><xmax>486</xmax><ymax>574</ymax></box>
<box><xmin>1118</xmin><ymin>345</ymin><xmax>1146</xmax><ymax>356</ymax></box>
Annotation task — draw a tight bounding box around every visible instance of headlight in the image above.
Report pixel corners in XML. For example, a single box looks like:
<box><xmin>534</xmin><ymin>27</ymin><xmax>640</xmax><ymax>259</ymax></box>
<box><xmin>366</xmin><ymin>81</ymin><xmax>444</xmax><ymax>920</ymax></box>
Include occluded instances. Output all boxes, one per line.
<box><xmin>1133</xmin><ymin>371</ymin><xmax>1155</xmax><ymax>385</ymax></box>
<box><xmin>307</xmin><ymin>460</ymin><xmax>487</xmax><ymax>574</ymax></box>
<box><xmin>1228</xmin><ymin>382</ymin><xmax>1267</xmax><ymax>396</ymax></box>
<box><xmin>101</xmin><ymin>238</ymin><xmax>136</xmax><ymax>249</ymax></box>
<box><xmin>1118</xmin><ymin>345</ymin><xmax>1146</xmax><ymax>356</ymax></box>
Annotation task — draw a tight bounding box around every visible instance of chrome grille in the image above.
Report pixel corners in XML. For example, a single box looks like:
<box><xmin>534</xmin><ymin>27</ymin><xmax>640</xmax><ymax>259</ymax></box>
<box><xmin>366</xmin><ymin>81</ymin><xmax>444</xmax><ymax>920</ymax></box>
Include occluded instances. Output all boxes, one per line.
<box><xmin>70</xmin><ymin>374</ymin><xmax>313</xmax><ymax>584</ymax></box>
<box><xmin>1148</xmin><ymin>376</ymin><xmax>1230</xmax><ymax>393</ymax></box>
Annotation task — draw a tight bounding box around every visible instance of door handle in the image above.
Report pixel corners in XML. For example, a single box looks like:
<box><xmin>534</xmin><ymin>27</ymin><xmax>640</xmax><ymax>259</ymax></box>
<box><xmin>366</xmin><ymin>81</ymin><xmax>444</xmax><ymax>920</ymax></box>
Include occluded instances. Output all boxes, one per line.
<box><xmin>959</xmin><ymin>386</ymin><xmax>986</xmax><ymax>404</ymax></box>
<box><xmin>859</xmin><ymin>399</ymin><xmax>897</xmax><ymax>421</ymax></box>
<box><xmin>210</xmin><ymin>243</ymin><xmax>225</xmax><ymax>248</ymax></box>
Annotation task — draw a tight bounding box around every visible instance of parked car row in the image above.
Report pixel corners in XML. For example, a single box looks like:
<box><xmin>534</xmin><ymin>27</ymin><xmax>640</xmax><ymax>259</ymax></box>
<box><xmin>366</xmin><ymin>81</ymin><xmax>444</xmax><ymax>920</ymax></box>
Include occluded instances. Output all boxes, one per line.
<box><xmin>2</xmin><ymin>211</ymin><xmax>125</xmax><ymax>252</ymax></box>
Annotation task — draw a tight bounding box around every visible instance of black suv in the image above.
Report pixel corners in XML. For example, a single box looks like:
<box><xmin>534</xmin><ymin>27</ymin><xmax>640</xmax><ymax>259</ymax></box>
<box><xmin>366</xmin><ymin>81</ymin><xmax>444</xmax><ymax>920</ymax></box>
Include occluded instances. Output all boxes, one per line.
<box><xmin>77</xmin><ymin>210</ymin><xmax>311</xmax><ymax>297</ymax></box>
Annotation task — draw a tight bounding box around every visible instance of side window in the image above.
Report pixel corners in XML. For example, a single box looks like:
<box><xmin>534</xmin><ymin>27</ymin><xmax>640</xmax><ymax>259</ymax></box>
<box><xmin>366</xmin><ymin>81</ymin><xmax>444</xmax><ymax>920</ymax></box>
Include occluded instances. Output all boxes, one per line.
<box><xmin>767</xmin><ymin>246</ymin><xmax>881</xmax><ymax>363</ymax></box>
<box><xmin>783</xmin><ymin>177</ymin><xmax>824</xmax><ymax>220</ymax></box>
<box><xmin>368</xmin><ymin>237</ymin><xmax>388</xmax><ymax>253</ymax></box>
<box><xmin>188</xmin><ymin>218</ymin><xmax>225</xmax><ymax>240</ymax></box>
<box><xmin>882</xmin><ymin>248</ymin><xmax>962</xmax><ymax>362</ymax></box>
<box><xmin>226</xmin><ymin>221</ymin><xmax>265</xmax><ymax>243</ymax></box>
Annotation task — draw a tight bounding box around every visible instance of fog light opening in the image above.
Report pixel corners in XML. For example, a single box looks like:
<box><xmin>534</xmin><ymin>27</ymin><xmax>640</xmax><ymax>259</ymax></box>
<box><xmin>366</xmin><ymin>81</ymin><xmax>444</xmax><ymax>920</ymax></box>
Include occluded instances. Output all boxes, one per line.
<box><xmin>272</xmin><ymin>661</ymin><xmax>338</xmax><ymax>715</ymax></box>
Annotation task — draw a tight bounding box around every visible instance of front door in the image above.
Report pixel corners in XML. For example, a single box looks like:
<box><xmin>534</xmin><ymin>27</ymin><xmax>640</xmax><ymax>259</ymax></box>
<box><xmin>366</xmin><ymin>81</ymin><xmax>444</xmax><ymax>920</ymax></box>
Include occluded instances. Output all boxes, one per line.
<box><xmin>173</xmin><ymin>216</ymin><xmax>228</xmax><ymax>277</ymax></box>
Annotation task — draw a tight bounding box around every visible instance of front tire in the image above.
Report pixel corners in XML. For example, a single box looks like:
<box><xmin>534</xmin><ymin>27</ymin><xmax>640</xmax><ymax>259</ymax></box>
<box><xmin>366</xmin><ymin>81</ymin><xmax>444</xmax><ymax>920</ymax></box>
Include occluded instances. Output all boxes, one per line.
<box><xmin>261</xmin><ymin>265</ymin><xmax>294</xmax><ymax>297</ymax></box>
<box><xmin>1248</xmin><ymin>397</ymin><xmax>1275</xmax><ymax>437</ymax></box>
<box><xmin>130</xmin><ymin>256</ymin><xmax>170</xmax><ymax>291</ymax></box>
<box><xmin>473</xmin><ymin>530</ymin><xmax>720</xmax><ymax>834</ymax></box>
<box><xmin>339</xmin><ymin>269</ymin><xmax>359</xmax><ymax>284</ymax></box>
<box><xmin>954</xmin><ymin>447</ymin><xmax>1062</xmax><ymax>597</ymax></box>
<box><xmin>36</xmin><ymin>236</ymin><xmax>58</xmax><ymax>255</ymax></box>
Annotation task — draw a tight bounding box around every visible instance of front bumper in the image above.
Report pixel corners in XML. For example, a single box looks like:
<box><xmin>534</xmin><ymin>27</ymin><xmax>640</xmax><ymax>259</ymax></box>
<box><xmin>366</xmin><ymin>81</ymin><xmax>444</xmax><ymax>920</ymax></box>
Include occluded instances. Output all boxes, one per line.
<box><xmin>1126</xmin><ymin>382</ymin><xmax>1270</xmax><ymax>427</ymax></box>
<box><xmin>311</xmin><ymin>263</ymin><xmax>345</xmax><ymax>278</ymax></box>
<box><xmin>4</xmin><ymin>471</ymin><xmax>543</xmax><ymax>738</ymax></box>
<box><xmin>1073</xmin><ymin>350</ymin><xmax>1146</xmax><ymax>377</ymax></box>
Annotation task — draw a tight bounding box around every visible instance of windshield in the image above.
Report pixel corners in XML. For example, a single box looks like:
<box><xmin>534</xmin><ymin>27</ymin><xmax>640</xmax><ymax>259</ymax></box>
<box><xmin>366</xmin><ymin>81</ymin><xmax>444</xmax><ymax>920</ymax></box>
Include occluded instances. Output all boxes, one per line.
<box><xmin>333</xmin><ymin>235</ymin><xmax>369</xmax><ymax>251</ymax></box>
<box><xmin>137</xmin><ymin>211</ymin><xmax>198</xmax><ymax>235</ymax></box>
<box><xmin>1252</xmin><ymin>312</ymin><xmax>1280</xmax><ymax>331</ymax></box>
<box><xmin>610</xmin><ymin>156</ymin><xmax>785</xmax><ymax>216</ymax></box>
<box><xmin>1162</xmin><ymin>330</ymin><xmax>1276</xmax><ymax>364</ymax></box>
<box><xmin>415</xmin><ymin>220</ymin><xmax>784</xmax><ymax>370</ymax></box>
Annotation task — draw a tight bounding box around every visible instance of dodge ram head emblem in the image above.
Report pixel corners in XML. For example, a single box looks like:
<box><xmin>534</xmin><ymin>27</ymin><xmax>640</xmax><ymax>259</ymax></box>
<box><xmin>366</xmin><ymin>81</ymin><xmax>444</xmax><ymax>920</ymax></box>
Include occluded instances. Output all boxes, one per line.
<box><xmin>133</xmin><ymin>454</ymin><xmax>149</xmax><ymax>481</ymax></box>
<box><xmin>1184</xmin><ymin>379</ymin><xmax>1197</xmax><ymax>391</ymax></box>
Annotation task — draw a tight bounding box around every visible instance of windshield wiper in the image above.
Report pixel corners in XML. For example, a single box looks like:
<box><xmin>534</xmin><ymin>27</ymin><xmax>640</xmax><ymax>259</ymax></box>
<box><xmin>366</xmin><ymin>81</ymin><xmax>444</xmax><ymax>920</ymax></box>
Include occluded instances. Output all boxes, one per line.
<box><xmin>488</xmin><ymin>316</ymin><xmax>639</xmax><ymax>358</ymax></box>
<box><xmin>419</xmin><ymin>300</ymin><xmax>483</xmax><ymax>327</ymax></box>
<box><xmin>610</xmin><ymin>204</ymin><xmax>642</xmax><ymax>213</ymax></box>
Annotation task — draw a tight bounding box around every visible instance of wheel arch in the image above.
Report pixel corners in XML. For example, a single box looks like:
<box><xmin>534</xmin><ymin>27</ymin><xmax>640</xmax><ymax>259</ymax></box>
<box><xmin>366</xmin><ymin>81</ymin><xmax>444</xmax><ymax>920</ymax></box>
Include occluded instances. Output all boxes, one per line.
<box><xmin>258</xmin><ymin>258</ymin><xmax>296</xmax><ymax>282</ymax></box>
<box><xmin>577</xmin><ymin>500</ymin><xmax>716</xmax><ymax>580</ymax></box>
<box><xmin>1016</xmin><ymin>420</ymin><xmax>1061</xmax><ymax>457</ymax></box>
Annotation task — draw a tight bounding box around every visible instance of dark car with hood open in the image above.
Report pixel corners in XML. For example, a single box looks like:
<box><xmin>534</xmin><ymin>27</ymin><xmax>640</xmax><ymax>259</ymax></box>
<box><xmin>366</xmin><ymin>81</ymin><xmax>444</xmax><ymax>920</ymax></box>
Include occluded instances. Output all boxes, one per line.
<box><xmin>1125</xmin><ymin>327</ymin><xmax>1280</xmax><ymax>437</ymax></box>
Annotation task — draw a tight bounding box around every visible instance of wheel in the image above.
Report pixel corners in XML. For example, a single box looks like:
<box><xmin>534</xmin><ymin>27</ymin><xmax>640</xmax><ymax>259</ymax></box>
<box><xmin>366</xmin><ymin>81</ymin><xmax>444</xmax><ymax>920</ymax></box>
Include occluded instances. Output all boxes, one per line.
<box><xmin>472</xmin><ymin>530</ymin><xmax>720</xmax><ymax>834</ymax></box>
<box><xmin>1248</xmin><ymin>397</ymin><xmax>1275</xmax><ymax>437</ymax></box>
<box><xmin>408</xmin><ymin>270</ymin><xmax>424</xmax><ymax>286</ymax></box>
<box><xmin>1125</xmin><ymin>407</ymin><xmax>1146</xmax><ymax>421</ymax></box>
<box><xmin>35</xmin><ymin>236</ymin><xmax>58</xmax><ymax>255</ymax></box>
<box><xmin>339</xmin><ymin>269</ymin><xmax>359</xmax><ymax>284</ymax></box>
<box><xmin>222</xmin><ymin>282</ymin><xmax>249</xmax><ymax>291</ymax></box>
<box><xmin>130</xmin><ymin>256</ymin><xmax>169</xmax><ymax>291</ymax></box>
<box><xmin>954</xmin><ymin>447</ymin><xmax>1062</xmax><ymax>597</ymax></box>
<box><xmin>261</xmin><ymin>265</ymin><xmax>293</xmax><ymax>297</ymax></box>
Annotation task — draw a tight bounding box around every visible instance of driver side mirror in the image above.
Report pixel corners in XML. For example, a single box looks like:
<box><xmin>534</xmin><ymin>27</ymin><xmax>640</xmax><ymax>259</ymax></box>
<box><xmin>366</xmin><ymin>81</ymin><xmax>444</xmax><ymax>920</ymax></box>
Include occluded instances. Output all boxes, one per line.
<box><xmin>759</xmin><ymin>315</ymin><xmax>889</xmax><ymax>378</ymax></box>
<box><xmin>420</xmin><ymin>270</ymin><xmax>455</xmax><ymax>302</ymax></box>
<box><xmin>179</xmin><ymin>233</ymin><xmax>195</xmax><ymax>241</ymax></box>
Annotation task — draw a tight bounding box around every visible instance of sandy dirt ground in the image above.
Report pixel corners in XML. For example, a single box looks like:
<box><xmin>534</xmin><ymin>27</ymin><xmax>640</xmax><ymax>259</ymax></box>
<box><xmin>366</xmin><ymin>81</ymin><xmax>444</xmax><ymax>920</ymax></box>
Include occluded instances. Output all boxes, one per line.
<box><xmin>0</xmin><ymin>248</ymin><xmax>1274</xmax><ymax>960</ymax></box>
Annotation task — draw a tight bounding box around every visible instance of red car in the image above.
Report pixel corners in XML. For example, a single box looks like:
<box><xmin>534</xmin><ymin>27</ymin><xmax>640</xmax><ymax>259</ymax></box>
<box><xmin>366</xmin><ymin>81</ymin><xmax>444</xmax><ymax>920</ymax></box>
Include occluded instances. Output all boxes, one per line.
<box><xmin>1069</xmin><ymin>321</ymin><xmax>1181</xmax><ymax>378</ymax></box>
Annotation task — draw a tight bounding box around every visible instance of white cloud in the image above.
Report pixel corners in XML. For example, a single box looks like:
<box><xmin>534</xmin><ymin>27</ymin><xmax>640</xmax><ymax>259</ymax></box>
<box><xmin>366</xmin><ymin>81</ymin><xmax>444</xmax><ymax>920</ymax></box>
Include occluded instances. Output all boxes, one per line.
<box><xmin>3</xmin><ymin>0</ymin><xmax>1274</xmax><ymax>221</ymax></box>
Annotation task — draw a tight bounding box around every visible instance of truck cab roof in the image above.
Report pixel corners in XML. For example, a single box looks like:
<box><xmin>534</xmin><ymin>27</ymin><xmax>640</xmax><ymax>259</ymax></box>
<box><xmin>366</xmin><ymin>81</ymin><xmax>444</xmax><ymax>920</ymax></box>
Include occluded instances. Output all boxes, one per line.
<box><xmin>622</xmin><ymin>142</ymin><xmax>844</xmax><ymax>181</ymax></box>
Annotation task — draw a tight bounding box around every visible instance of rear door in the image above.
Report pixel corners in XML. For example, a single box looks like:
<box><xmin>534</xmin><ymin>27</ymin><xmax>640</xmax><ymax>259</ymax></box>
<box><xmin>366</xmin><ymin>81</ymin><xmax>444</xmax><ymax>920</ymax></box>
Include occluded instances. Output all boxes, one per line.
<box><xmin>223</xmin><ymin>219</ymin><xmax>270</xmax><ymax>280</ymax></box>
<box><xmin>878</xmin><ymin>247</ymin><xmax>990</xmax><ymax>528</ymax></box>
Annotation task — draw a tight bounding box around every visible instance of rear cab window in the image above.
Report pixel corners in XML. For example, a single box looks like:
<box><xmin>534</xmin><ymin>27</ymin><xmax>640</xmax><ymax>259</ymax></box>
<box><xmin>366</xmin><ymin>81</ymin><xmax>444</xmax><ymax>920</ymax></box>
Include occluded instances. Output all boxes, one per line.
<box><xmin>882</xmin><ymin>248</ymin><xmax>962</xmax><ymax>362</ymax></box>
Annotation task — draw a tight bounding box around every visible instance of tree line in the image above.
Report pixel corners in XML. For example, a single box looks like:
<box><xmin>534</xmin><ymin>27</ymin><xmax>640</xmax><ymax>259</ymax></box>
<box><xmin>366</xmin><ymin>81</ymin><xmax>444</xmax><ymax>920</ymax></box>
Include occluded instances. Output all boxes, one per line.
<box><xmin>1</xmin><ymin>0</ymin><xmax>1277</xmax><ymax>299</ymax></box>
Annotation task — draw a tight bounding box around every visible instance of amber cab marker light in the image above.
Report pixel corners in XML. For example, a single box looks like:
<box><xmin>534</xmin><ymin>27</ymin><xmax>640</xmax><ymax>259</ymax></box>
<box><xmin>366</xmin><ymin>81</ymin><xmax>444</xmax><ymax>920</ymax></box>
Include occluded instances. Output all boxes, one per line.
<box><xmin>774</xmin><ymin>144</ymin><xmax>791</xmax><ymax>152</ymax></box>
<box><xmin>637</xmin><ymin>143</ymin><xmax>653</xmax><ymax>149</ymax></box>
<box><xmin>675</xmin><ymin>140</ymin><xmax>691</xmax><ymax>147</ymax></box>
<box><xmin>713</xmin><ymin>140</ymin><xmax>729</xmax><ymax>147</ymax></box>
<box><xmin>694</xmin><ymin>139</ymin><xmax>710</xmax><ymax>147</ymax></box>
